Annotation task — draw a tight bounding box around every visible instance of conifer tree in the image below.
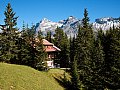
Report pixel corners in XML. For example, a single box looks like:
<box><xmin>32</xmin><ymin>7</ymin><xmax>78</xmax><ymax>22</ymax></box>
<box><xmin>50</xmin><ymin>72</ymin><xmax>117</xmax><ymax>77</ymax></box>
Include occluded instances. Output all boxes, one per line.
<box><xmin>1</xmin><ymin>3</ymin><xmax>18</xmax><ymax>63</ymax></box>
<box><xmin>22</xmin><ymin>21</ymin><xmax>26</xmax><ymax>31</ymax></box>
<box><xmin>15</xmin><ymin>35</ymin><xmax>31</xmax><ymax>65</ymax></box>
<box><xmin>60</xmin><ymin>33</ymin><xmax>70</xmax><ymax>68</ymax></box>
<box><xmin>75</xmin><ymin>8</ymin><xmax>94</xmax><ymax>88</ymax></box>
<box><xmin>34</xmin><ymin>31</ymin><xmax>47</xmax><ymax>70</ymax></box>
<box><xmin>71</xmin><ymin>58</ymin><xmax>81</xmax><ymax>90</ymax></box>
<box><xmin>4</xmin><ymin>3</ymin><xmax>18</xmax><ymax>30</ymax></box>
<box><xmin>19</xmin><ymin>24</ymin><xmax>46</xmax><ymax>70</ymax></box>
<box><xmin>54</xmin><ymin>27</ymin><xmax>70</xmax><ymax>68</ymax></box>
<box><xmin>27</xmin><ymin>25</ymin><xmax>38</xmax><ymax>68</ymax></box>
<box><xmin>104</xmin><ymin>27</ymin><xmax>120</xmax><ymax>88</ymax></box>
<box><xmin>46</xmin><ymin>31</ymin><xmax>52</xmax><ymax>42</ymax></box>
<box><xmin>90</xmin><ymin>31</ymin><xmax>105</xmax><ymax>89</ymax></box>
<box><xmin>70</xmin><ymin>35</ymin><xmax>76</xmax><ymax>64</ymax></box>
<box><xmin>54</xmin><ymin>27</ymin><xmax>65</xmax><ymax>48</ymax></box>
<box><xmin>15</xmin><ymin>23</ymin><xmax>32</xmax><ymax>65</ymax></box>
<box><xmin>82</xmin><ymin>8</ymin><xmax>89</xmax><ymax>29</ymax></box>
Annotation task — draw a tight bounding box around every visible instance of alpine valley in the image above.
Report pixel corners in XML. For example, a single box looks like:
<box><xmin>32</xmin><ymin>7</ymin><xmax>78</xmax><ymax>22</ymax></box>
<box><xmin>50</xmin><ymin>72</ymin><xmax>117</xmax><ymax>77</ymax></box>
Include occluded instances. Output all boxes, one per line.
<box><xmin>36</xmin><ymin>16</ymin><xmax>120</xmax><ymax>37</ymax></box>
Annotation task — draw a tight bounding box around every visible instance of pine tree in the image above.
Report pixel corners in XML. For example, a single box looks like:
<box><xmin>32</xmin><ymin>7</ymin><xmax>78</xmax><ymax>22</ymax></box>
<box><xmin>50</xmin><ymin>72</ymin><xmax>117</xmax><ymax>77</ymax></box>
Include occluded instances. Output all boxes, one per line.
<box><xmin>90</xmin><ymin>31</ymin><xmax>105</xmax><ymax>89</ymax></box>
<box><xmin>0</xmin><ymin>3</ymin><xmax>18</xmax><ymax>63</ymax></box>
<box><xmin>15</xmin><ymin>23</ymin><xmax>32</xmax><ymax>65</ymax></box>
<box><xmin>54</xmin><ymin>27</ymin><xmax>70</xmax><ymax>68</ymax></box>
<box><xmin>61</xmin><ymin>33</ymin><xmax>70</xmax><ymax>68</ymax></box>
<box><xmin>54</xmin><ymin>27</ymin><xmax>65</xmax><ymax>48</ymax></box>
<box><xmin>104</xmin><ymin>27</ymin><xmax>120</xmax><ymax>88</ymax></box>
<box><xmin>15</xmin><ymin>36</ymin><xmax>31</xmax><ymax>65</ymax></box>
<box><xmin>75</xmin><ymin>8</ymin><xmax>94</xmax><ymax>88</ymax></box>
<box><xmin>45</xmin><ymin>31</ymin><xmax>52</xmax><ymax>42</ymax></box>
<box><xmin>71</xmin><ymin>58</ymin><xmax>81</xmax><ymax>90</ymax></box>
<box><xmin>18</xmin><ymin>24</ymin><xmax>46</xmax><ymax>70</ymax></box>
<box><xmin>82</xmin><ymin>8</ymin><xmax>90</xmax><ymax>29</ymax></box>
<box><xmin>70</xmin><ymin>35</ymin><xmax>76</xmax><ymax>64</ymax></box>
<box><xmin>4</xmin><ymin>3</ymin><xmax>18</xmax><ymax>30</ymax></box>
<box><xmin>27</xmin><ymin>25</ymin><xmax>38</xmax><ymax>68</ymax></box>
<box><xmin>22</xmin><ymin>21</ymin><xmax>26</xmax><ymax>31</ymax></box>
<box><xmin>35</xmin><ymin>31</ymin><xmax>47</xmax><ymax>70</ymax></box>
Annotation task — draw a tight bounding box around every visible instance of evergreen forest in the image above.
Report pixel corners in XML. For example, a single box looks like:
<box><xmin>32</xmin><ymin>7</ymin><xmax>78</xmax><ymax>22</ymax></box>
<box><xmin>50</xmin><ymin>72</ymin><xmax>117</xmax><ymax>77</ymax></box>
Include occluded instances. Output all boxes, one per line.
<box><xmin>0</xmin><ymin>3</ymin><xmax>120</xmax><ymax>89</ymax></box>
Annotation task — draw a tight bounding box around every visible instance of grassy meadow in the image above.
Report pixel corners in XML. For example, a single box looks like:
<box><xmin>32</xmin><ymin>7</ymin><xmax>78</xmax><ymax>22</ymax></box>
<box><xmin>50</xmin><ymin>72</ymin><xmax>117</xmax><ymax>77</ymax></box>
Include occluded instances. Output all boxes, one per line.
<box><xmin>0</xmin><ymin>63</ymin><xmax>71</xmax><ymax>90</ymax></box>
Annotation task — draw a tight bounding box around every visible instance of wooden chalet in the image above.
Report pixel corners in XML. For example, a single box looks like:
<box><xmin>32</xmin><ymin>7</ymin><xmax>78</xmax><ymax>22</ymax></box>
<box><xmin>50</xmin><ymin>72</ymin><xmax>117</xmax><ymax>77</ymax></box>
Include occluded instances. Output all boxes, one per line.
<box><xmin>42</xmin><ymin>39</ymin><xmax>61</xmax><ymax>68</ymax></box>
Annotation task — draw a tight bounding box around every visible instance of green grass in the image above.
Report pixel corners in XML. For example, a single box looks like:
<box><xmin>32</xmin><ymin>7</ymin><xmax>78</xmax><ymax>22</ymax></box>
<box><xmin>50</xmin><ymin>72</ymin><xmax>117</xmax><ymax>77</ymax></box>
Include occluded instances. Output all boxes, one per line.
<box><xmin>48</xmin><ymin>69</ymin><xmax>71</xmax><ymax>80</ymax></box>
<box><xmin>0</xmin><ymin>63</ymin><xmax>67</xmax><ymax>90</ymax></box>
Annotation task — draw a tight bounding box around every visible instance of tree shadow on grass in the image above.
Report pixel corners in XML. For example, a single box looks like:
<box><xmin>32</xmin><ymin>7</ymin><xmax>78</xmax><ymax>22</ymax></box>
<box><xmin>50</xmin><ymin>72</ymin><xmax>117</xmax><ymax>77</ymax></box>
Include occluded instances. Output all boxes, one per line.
<box><xmin>54</xmin><ymin>76</ymin><xmax>72</xmax><ymax>90</ymax></box>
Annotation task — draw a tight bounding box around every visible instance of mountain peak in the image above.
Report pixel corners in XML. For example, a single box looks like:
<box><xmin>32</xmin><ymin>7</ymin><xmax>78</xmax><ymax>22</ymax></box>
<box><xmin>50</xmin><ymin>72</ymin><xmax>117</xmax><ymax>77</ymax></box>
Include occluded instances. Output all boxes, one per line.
<box><xmin>36</xmin><ymin>16</ymin><xmax>81</xmax><ymax>38</ymax></box>
<box><xmin>36</xmin><ymin>16</ymin><xmax>120</xmax><ymax>38</ymax></box>
<box><xmin>68</xmin><ymin>16</ymin><xmax>75</xmax><ymax>19</ymax></box>
<box><xmin>93</xmin><ymin>17</ymin><xmax>120</xmax><ymax>31</ymax></box>
<box><xmin>40</xmin><ymin>18</ymin><xmax>51</xmax><ymax>23</ymax></box>
<box><xmin>67</xmin><ymin>16</ymin><xmax>77</xmax><ymax>21</ymax></box>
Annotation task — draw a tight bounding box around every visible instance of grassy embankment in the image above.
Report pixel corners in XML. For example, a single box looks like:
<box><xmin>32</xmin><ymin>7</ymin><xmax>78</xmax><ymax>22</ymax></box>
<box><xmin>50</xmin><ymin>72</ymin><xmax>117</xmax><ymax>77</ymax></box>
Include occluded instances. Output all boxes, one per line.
<box><xmin>0</xmin><ymin>63</ymin><xmax>70</xmax><ymax>90</ymax></box>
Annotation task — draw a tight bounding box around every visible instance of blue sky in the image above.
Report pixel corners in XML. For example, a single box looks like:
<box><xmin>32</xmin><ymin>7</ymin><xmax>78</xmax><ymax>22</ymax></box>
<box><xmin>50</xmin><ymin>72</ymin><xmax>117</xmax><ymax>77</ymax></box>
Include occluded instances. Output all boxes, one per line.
<box><xmin>0</xmin><ymin>0</ymin><xmax>120</xmax><ymax>29</ymax></box>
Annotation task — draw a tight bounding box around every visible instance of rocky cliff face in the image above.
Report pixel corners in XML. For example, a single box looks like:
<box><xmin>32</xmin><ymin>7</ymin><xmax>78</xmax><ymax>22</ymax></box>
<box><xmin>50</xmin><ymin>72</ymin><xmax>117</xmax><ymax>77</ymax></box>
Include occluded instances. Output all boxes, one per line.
<box><xmin>36</xmin><ymin>16</ymin><xmax>120</xmax><ymax>37</ymax></box>
<box><xmin>93</xmin><ymin>17</ymin><xmax>120</xmax><ymax>32</ymax></box>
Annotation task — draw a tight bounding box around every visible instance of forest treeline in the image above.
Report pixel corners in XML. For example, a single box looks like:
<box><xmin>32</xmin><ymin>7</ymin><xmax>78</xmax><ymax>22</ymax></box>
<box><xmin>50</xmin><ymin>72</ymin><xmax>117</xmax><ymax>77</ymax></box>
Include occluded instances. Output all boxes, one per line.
<box><xmin>0</xmin><ymin>3</ymin><xmax>120</xmax><ymax>89</ymax></box>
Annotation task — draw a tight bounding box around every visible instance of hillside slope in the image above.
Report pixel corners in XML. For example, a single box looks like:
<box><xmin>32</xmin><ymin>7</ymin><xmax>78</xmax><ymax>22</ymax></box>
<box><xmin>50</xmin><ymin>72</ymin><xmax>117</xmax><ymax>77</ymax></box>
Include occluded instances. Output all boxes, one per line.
<box><xmin>0</xmin><ymin>63</ymin><xmax>64</xmax><ymax>90</ymax></box>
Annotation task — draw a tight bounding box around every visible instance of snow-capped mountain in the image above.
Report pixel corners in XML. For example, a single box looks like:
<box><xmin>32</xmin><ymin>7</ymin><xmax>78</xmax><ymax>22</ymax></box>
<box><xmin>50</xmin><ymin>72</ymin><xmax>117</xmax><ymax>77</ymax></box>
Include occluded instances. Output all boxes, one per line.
<box><xmin>36</xmin><ymin>18</ymin><xmax>62</xmax><ymax>35</ymax></box>
<box><xmin>36</xmin><ymin>16</ymin><xmax>81</xmax><ymax>37</ymax></box>
<box><xmin>93</xmin><ymin>17</ymin><xmax>120</xmax><ymax>31</ymax></box>
<box><xmin>59</xmin><ymin>16</ymin><xmax>81</xmax><ymax>37</ymax></box>
<box><xmin>36</xmin><ymin>16</ymin><xmax>120</xmax><ymax>37</ymax></box>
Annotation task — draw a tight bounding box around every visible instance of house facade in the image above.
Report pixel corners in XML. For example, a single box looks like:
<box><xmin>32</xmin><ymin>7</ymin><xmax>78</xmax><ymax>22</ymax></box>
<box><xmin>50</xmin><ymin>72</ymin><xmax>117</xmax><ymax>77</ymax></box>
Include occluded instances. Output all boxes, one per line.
<box><xmin>42</xmin><ymin>39</ymin><xmax>61</xmax><ymax>68</ymax></box>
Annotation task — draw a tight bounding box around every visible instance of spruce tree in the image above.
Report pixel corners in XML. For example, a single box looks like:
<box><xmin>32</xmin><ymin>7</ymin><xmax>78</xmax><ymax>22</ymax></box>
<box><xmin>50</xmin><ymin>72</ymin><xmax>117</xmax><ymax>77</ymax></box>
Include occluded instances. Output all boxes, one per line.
<box><xmin>27</xmin><ymin>25</ymin><xmax>37</xmax><ymax>68</ymax></box>
<box><xmin>1</xmin><ymin>3</ymin><xmax>18</xmax><ymax>63</ymax></box>
<box><xmin>15</xmin><ymin>36</ymin><xmax>31</xmax><ymax>65</ymax></box>
<box><xmin>70</xmin><ymin>35</ymin><xmax>76</xmax><ymax>64</ymax></box>
<box><xmin>4</xmin><ymin>3</ymin><xmax>18</xmax><ymax>29</ymax></box>
<box><xmin>75</xmin><ymin>8</ymin><xmax>94</xmax><ymax>88</ymax></box>
<box><xmin>54</xmin><ymin>27</ymin><xmax>64</xmax><ymax>48</ymax></box>
<box><xmin>22</xmin><ymin>21</ymin><xmax>26</xmax><ymax>31</ymax></box>
<box><xmin>45</xmin><ymin>31</ymin><xmax>52</xmax><ymax>42</ymax></box>
<box><xmin>35</xmin><ymin>31</ymin><xmax>47</xmax><ymax>70</ymax></box>
<box><xmin>15</xmin><ymin>23</ymin><xmax>32</xmax><ymax>66</ymax></box>
<box><xmin>71</xmin><ymin>58</ymin><xmax>81</xmax><ymax>90</ymax></box>
<box><xmin>82</xmin><ymin>8</ymin><xmax>89</xmax><ymax>29</ymax></box>
<box><xmin>104</xmin><ymin>27</ymin><xmax>120</xmax><ymax>88</ymax></box>
<box><xmin>16</xmin><ymin>24</ymin><xmax>36</xmax><ymax>68</ymax></box>
<box><xmin>91</xmin><ymin>31</ymin><xmax>105</xmax><ymax>89</ymax></box>
<box><xmin>54</xmin><ymin>27</ymin><xmax>70</xmax><ymax>68</ymax></box>
<box><xmin>61</xmin><ymin>33</ymin><xmax>70</xmax><ymax>68</ymax></box>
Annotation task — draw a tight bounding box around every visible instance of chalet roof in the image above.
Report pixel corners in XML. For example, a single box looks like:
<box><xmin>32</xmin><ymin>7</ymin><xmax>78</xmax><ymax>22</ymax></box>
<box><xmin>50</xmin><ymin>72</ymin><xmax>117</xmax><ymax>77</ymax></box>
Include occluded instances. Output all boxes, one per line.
<box><xmin>43</xmin><ymin>39</ymin><xmax>53</xmax><ymax>45</ymax></box>
<box><xmin>43</xmin><ymin>39</ymin><xmax>61</xmax><ymax>52</ymax></box>
<box><xmin>53</xmin><ymin>46</ymin><xmax>61</xmax><ymax>51</ymax></box>
<box><xmin>45</xmin><ymin>46</ymin><xmax>61</xmax><ymax>52</ymax></box>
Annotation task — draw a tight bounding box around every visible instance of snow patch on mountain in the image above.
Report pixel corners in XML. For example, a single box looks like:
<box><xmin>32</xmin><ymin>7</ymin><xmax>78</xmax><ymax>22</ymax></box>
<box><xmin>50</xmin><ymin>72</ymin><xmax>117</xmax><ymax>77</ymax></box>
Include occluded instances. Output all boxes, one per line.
<box><xmin>36</xmin><ymin>16</ymin><xmax>120</xmax><ymax>37</ymax></box>
<box><xmin>59</xmin><ymin>16</ymin><xmax>81</xmax><ymax>37</ymax></box>
<box><xmin>93</xmin><ymin>17</ymin><xmax>120</xmax><ymax>32</ymax></box>
<box><xmin>36</xmin><ymin>18</ymin><xmax>62</xmax><ymax>35</ymax></box>
<box><xmin>36</xmin><ymin>16</ymin><xmax>81</xmax><ymax>37</ymax></box>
